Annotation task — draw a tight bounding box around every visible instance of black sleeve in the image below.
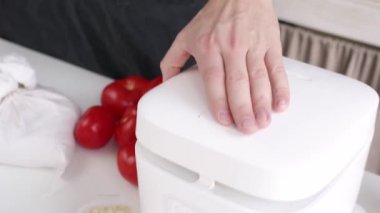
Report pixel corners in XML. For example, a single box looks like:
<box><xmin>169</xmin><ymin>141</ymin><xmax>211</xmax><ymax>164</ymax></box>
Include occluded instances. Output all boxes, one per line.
<box><xmin>0</xmin><ymin>0</ymin><xmax>206</xmax><ymax>79</ymax></box>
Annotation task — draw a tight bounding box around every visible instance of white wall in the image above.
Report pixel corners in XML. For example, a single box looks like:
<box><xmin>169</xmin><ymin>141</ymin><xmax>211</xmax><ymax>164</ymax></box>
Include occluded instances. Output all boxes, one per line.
<box><xmin>274</xmin><ymin>0</ymin><xmax>380</xmax><ymax>48</ymax></box>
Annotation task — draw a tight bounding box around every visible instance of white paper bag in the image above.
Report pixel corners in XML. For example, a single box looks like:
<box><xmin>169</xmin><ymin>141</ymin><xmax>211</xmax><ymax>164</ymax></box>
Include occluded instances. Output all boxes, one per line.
<box><xmin>0</xmin><ymin>55</ymin><xmax>79</xmax><ymax>172</ymax></box>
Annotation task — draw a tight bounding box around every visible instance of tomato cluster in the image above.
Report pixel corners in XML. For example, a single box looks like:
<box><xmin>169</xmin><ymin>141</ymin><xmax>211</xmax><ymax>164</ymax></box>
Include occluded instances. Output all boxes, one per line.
<box><xmin>74</xmin><ymin>75</ymin><xmax>162</xmax><ymax>186</ymax></box>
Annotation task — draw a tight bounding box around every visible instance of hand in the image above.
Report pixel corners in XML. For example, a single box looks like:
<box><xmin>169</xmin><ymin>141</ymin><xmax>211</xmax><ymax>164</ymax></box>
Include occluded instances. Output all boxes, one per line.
<box><xmin>160</xmin><ymin>0</ymin><xmax>289</xmax><ymax>134</ymax></box>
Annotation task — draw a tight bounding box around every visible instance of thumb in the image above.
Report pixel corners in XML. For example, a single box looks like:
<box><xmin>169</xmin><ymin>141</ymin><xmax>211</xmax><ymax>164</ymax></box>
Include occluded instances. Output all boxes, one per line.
<box><xmin>160</xmin><ymin>36</ymin><xmax>191</xmax><ymax>81</ymax></box>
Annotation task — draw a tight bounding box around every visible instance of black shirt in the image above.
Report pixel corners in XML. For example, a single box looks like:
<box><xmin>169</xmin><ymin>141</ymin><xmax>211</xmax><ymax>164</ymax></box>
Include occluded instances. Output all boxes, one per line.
<box><xmin>0</xmin><ymin>0</ymin><xmax>206</xmax><ymax>79</ymax></box>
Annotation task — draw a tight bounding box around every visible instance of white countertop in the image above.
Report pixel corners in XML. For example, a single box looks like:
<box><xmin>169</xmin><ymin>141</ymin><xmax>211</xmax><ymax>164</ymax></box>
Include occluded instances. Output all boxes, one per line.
<box><xmin>0</xmin><ymin>38</ymin><xmax>378</xmax><ymax>213</ymax></box>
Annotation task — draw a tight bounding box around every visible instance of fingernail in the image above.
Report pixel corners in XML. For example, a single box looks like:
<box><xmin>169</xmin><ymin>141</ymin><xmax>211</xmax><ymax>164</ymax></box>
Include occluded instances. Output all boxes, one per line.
<box><xmin>241</xmin><ymin>116</ymin><xmax>256</xmax><ymax>133</ymax></box>
<box><xmin>218</xmin><ymin>111</ymin><xmax>233</xmax><ymax>125</ymax></box>
<box><xmin>256</xmin><ymin>110</ymin><xmax>270</xmax><ymax>128</ymax></box>
<box><xmin>276</xmin><ymin>99</ymin><xmax>288</xmax><ymax>111</ymax></box>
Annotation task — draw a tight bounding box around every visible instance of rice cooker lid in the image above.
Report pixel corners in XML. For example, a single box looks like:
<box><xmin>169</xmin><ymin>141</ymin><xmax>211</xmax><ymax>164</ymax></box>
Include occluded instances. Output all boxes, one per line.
<box><xmin>136</xmin><ymin>58</ymin><xmax>379</xmax><ymax>201</ymax></box>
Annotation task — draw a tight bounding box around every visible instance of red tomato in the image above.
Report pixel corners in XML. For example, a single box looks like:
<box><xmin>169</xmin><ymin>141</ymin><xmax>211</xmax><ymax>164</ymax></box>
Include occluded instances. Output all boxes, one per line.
<box><xmin>115</xmin><ymin>106</ymin><xmax>137</xmax><ymax>147</ymax></box>
<box><xmin>117</xmin><ymin>144</ymin><xmax>138</xmax><ymax>186</ymax></box>
<box><xmin>115</xmin><ymin>76</ymin><xmax>149</xmax><ymax>92</ymax></box>
<box><xmin>149</xmin><ymin>76</ymin><xmax>163</xmax><ymax>88</ymax></box>
<box><xmin>101</xmin><ymin>82</ymin><xmax>142</xmax><ymax>117</ymax></box>
<box><xmin>144</xmin><ymin>76</ymin><xmax>163</xmax><ymax>93</ymax></box>
<box><xmin>74</xmin><ymin>106</ymin><xmax>116</xmax><ymax>149</ymax></box>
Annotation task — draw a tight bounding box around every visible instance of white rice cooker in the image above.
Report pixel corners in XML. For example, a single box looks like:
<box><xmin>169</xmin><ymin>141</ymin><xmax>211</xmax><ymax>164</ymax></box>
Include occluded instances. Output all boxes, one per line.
<box><xmin>135</xmin><ymin>58</ymin><xmax>379</xmax><ymax>213</ymax></box>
